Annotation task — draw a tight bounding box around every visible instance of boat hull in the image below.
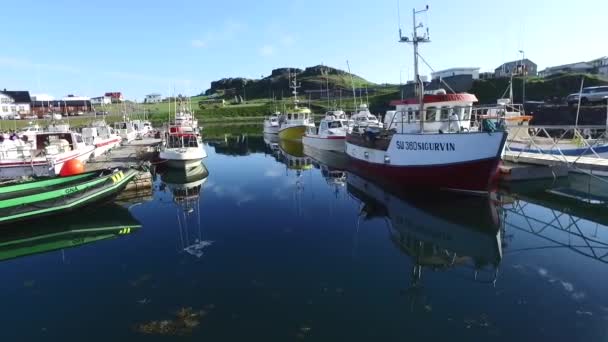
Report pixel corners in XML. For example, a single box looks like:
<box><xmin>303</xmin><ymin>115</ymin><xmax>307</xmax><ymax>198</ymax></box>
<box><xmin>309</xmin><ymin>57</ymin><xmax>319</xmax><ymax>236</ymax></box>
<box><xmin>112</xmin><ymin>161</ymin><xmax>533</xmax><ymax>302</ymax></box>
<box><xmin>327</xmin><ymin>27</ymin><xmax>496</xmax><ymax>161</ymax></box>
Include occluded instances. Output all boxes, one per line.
<box><xmin>91</xmin><ymin>137</ymin><xmax>122</xmax><ymax>158</ymax></box>
<box><xmin>0</xmin><ymin>146</ymin><xmax>95</xmax><ymax>179</ymax></box>
<box><xmin>263</xmin><ymin>124</ymin><xmax>279</xmax><ymax>135</ymax></box>
<box><xmin>278</xmin><ymin>125</ymin><xmax>308</xmax><ymax>141</ymax></box>
<box><xmin>302</xmin><ymin>135</ymin><xmax>345</xmax><ymax>152</ymax></box>
<box><xmin>159</xmin><ymin>146</ymin><xmax>207</xmax><ymax>169</ymax></box>
<box><xmin>346</xmin><ymin>131</ymin><xmax>507</xmax><ymax>193</ymax></box>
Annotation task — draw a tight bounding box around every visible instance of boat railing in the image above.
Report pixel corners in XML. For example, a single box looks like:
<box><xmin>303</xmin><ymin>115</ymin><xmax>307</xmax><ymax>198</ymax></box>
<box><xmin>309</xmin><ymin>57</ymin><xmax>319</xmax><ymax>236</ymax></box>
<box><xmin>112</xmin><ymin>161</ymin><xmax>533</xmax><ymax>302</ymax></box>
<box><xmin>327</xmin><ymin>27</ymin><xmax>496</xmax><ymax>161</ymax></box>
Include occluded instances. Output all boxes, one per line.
<box><xmin>384</xmin><ymin>110</ymin><xmax>473</xmax><ymax>134</ymax></box>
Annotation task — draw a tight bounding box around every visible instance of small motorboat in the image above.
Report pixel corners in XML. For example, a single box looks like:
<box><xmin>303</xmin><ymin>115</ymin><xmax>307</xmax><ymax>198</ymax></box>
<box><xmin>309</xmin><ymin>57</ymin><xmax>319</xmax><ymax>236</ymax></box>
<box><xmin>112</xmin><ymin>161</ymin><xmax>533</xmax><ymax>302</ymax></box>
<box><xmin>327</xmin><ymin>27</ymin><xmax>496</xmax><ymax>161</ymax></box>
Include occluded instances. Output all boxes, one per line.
<box><xmin>263</xmin><ymin>112</ymin><xmax>281</xmax><ymax>134</ymax></box>
<box><xmin>0</xmin><ymin>167</ymin><xmax>138</xmax><ymax>224</ymax></box>
<box><xmin>82</xmin><ymin>121</ymin><xmax>122</xmax><ymax>158</ymax></box>
<box><xmin>302</xmin><ymin>115</ymin><xmax>349</xmax><ymax>152</ymax></box>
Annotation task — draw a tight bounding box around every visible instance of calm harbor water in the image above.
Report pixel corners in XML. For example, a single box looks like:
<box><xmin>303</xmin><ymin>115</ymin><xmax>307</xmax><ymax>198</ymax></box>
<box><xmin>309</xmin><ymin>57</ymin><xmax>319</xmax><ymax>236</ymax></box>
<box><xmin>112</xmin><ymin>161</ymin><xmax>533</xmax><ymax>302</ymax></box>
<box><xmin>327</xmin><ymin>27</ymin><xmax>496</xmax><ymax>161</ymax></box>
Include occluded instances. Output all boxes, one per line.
<box><xmin>2</xmin><ymin>126</ymin><xmax>608</xmax><ymax>341</ymax></box>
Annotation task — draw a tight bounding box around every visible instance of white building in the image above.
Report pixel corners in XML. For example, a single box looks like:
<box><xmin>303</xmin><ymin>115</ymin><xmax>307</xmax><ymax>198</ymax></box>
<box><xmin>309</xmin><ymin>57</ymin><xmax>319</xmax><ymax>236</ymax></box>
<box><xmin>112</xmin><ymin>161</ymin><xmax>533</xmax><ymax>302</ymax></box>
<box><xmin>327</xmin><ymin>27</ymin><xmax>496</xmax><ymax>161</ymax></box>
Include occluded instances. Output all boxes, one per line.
<box><xmin>0</xmin><ymin>90</ymin><xmax>31</xmax><ymax>118</ymax></box>
<box><xmin>431</xmin><ymin>67</ymin><xmax>480</xmax><ymax>80</ymax></box>
<box><xmin>90</xmin><ymin>96</ymin><xmax>112</xmax><ymax>105</ymax></box>
<box><xmin>144</xmin><ymin>93</ymin><xmax>162</xmax><ymax>103</ymax></box>
<box><xmin>539</xmin><ymin>62</ymin><xmax>593</xmax><ymax>78</ymax></box>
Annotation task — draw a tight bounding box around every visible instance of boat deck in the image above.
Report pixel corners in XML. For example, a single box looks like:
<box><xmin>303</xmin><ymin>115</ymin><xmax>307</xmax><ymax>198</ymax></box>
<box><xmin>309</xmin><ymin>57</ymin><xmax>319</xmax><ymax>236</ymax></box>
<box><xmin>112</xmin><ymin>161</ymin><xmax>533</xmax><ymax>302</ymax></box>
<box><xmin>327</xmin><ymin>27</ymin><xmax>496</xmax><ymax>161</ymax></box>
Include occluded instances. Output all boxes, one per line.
<box><xmin>86</xmin><ymin>137</ymin><xmax>161</xmax><ymax>170</ymax></box>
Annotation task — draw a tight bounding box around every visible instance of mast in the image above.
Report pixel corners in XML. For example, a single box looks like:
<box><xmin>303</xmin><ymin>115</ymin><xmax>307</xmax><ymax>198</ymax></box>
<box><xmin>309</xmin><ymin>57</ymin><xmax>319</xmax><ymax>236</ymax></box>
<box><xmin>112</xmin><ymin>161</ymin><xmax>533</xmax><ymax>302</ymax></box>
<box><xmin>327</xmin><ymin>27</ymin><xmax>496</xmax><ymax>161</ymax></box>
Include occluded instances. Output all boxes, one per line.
<box><xmin>290</xmin><ymin>68</ymin><xmax>301</xmax><ymax>108</ymax></box>
<box><xmin>399</xmin><ymin>5</ymin><xmax>430</xmax><ymax>133</ymax></box>
<box><xmin>346</xmin><ymin>60</ymin><xmax>357</xmax><ymax>111</ymax></box>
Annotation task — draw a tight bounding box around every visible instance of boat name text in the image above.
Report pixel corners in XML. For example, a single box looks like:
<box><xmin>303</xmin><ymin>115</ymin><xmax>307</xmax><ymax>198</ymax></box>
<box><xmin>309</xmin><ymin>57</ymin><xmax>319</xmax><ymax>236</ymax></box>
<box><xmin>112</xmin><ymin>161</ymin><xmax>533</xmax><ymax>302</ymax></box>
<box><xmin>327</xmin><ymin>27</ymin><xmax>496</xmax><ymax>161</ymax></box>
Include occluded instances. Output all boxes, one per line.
<box><xmin>396</xmin><ymin>141</ymin><xmax>456</xmax><ymax>152</ymax></box>
<box><xmin>65</xmin><ymin>186</ymin><xmax>79</xmax><ymax>194</ymax></box>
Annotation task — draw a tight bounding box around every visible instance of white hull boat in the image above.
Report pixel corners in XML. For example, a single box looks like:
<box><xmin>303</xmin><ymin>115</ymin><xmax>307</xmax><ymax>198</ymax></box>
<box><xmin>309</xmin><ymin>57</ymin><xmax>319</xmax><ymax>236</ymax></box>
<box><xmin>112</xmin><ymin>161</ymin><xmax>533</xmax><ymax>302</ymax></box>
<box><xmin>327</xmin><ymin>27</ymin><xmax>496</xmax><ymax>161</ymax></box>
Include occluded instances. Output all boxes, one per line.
<box><xmin>0</xmin><ymin>131</ymin><xmax>94</xmax><ymax>178</ymax></box>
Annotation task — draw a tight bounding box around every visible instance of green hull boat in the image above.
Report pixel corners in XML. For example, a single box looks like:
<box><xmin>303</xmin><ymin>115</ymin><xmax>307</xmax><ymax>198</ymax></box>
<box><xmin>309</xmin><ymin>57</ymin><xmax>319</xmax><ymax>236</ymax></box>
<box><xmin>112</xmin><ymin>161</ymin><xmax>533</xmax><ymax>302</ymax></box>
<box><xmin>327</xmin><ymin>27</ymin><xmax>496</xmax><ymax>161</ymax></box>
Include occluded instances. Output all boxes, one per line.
<box><xmin>0</xmin><ymin>203</ymin><xmax>141</xmax><ymax>262</ymax></box>
<box><xmin>0</xmin><ymin>168</ymin><xmax>138</xmax><ymax>224</ymax></box>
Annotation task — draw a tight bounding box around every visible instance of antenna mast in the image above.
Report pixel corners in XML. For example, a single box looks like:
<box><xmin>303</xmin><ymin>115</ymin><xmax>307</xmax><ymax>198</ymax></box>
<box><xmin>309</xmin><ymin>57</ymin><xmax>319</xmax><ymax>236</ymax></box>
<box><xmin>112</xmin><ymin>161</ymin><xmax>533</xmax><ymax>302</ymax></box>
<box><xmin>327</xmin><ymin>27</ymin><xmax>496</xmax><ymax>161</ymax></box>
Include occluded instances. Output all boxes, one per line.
<box><xmin>290</xmin><ymin>68</ymin><xmax>301</xmax><ymax>107</ymax></box>
<box><xmin>399</xmin><ymin>5</ymin><xmax>430</xmax><ymax>133</ymax></box>
<box><xmin>346</xmin><ymin>60</ymin><xmax>357</xmax><ymax>112</ymax></box>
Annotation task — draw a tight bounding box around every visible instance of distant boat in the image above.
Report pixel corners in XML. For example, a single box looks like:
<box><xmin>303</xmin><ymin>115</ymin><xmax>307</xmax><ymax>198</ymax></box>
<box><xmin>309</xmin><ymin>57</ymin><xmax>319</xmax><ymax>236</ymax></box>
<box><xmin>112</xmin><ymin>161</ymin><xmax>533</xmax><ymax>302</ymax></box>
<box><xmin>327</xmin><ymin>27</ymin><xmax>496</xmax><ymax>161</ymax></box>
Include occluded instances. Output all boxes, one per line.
<box><xmin>113</xmin><ymin>121</ymin><xmax>138</xmax><ymax>142</ymax></box>
<box><xmin>83</xmin><ymin>121</ymin><xmax>122</xmax><ymax>158</ymax></box>
<box><xmin>302</xmin><ymin>112</ymin><xmax>349</xmax><ymax>152</ymax></box>
<box><xmin>160</xmin><ymin>97</ymin><xmax>207</xmax><ymax>168</ymax></box>
<box><xmin>277</xmin><ymin>70</ymin><xmax>315</xmax><ymax>141</ymax></box>
<box><xmin>263</xmin><ymin>112</ymin><xmax>281</xmax><ymax>135</ymax></box>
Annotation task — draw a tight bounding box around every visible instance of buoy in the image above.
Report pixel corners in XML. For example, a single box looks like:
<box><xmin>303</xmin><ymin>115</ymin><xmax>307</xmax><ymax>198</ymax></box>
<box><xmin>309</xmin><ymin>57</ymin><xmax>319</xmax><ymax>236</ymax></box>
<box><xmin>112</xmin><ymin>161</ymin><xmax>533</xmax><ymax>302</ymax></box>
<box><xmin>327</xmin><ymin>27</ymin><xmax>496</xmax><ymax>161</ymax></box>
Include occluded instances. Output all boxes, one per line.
<box><xmin>59</xmin><ymin>159</ymin><xmax>84</xmax><ymax>177</ymax></box>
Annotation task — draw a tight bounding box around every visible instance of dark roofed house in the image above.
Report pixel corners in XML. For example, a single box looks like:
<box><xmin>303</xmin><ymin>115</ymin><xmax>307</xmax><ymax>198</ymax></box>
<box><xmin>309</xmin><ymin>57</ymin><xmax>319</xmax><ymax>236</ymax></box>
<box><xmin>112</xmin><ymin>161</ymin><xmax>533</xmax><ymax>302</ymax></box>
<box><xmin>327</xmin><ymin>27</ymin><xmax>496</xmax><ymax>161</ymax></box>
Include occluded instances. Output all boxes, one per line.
<box><xmin>0</xmin><ymin>90</ymin><xmax>32</xmax><ymax>116</ymax></box>
<box><xmin>494</xmin><ymin>59</ymin><xmax>537</xmax><ymax>78</ymax></box>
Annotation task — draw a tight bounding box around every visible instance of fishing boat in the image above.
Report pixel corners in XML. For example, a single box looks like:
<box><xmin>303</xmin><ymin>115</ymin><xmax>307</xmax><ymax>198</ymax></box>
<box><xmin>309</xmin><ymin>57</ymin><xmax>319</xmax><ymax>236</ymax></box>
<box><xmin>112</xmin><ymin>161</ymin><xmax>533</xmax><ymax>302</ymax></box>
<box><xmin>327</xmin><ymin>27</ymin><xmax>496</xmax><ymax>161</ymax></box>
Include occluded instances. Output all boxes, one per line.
<box><xmin>350</xmin><ymin>104</ymin><xmax>382</xmax><ymax>132</ymax></box>
<box><xmin>0</xmin><ymin>167</ymin><xmax>138</xmax><ymax>224</ymax></box>
<box><xmin>113</xmin><ymin>121</ymin><xmax>138</xmax><ymax>143</ymax></box>
<box><xmin>347</xmin><ymin>171</ymin><xmax>502</xmax><ymax>286</ymax></box>
<box><xmin>263</xmin><ymin>112</ymin><xmax>281</xmax><ymax>134</ymax></box>
<box><xmin>345</xmin><ymin>7</ymin><xmax>507</xmax><ymax>194</ymax></box>
<box><xmin>132</xmin><ymin>120</ymin><xmax>153</xmax><ymax>138</ymax></box>
<box><xmin>82</xmin><ymin>121</ymin><xmax>123</xmax><ymax>158</ymax></box>
<box><xmin>278</xmin><ymin>71</ymin><xmax>315</xmax><ymax>141</ymax></box>
<box><xmin>0</xmin><ymin>203</ymin><xmax>141</xmax><ymax>262</ymax></box>
<box><xmin>302</xmin><ymin>113</ymin><xmax>349</xmax><ymax>152</ymax></box>
<box><xmin>0</xmin><ymin>130</ymin><xmax>95</xmax><ymax>178</ymax></box>
<box><xmin>160</xmin><ymin>125</ymin><xmax>207</xmax><ymax>169</ymax></box>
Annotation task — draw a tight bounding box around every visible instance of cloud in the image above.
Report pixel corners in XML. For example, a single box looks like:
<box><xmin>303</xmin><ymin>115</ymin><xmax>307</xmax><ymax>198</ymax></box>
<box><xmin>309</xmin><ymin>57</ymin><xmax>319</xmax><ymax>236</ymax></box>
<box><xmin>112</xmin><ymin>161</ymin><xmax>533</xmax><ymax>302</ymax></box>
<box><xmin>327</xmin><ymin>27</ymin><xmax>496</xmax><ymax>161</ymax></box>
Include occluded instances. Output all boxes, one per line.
<box><xmin>0</xmin><ymin>56</ymin><xmax>80</xmax><ymax>73</ymax></box>
<box><xmin>259</xmin><ymin>44</ymin><xmax>275</xmax><ymax>57</ymax></box>
<box><xmin>264</xmin><ymin>169</ymin><xmax>282</xmax><ymax>178</ymax></box>
<box><xmin>210</xmin><ymin>184</ymin><xmax>255</xmax><ymax>206</ymax></box>
<box><xmin>191</xmin><ymin>39</ymin><xmax>207</xmax><ymax>48</ymax></box>
<box><xmin>280</xmin><ymin>34</ymin><xmax>295</xmax><ymax>47</ymax></box>
<box><xmin>190</xmin><ymin>19</ymin><xmax>244</xmax><ymax>49</ymax></box>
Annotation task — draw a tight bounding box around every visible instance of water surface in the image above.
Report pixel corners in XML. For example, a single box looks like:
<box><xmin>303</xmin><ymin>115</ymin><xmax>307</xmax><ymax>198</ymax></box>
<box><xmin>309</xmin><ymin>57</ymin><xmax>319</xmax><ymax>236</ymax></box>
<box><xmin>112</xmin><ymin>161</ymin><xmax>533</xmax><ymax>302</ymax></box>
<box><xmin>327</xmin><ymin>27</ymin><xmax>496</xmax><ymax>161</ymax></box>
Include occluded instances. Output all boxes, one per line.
<box><xmin>2</xmin><ymin>127</ymin><xmax>608</xmax><ymax>341</ymax></box>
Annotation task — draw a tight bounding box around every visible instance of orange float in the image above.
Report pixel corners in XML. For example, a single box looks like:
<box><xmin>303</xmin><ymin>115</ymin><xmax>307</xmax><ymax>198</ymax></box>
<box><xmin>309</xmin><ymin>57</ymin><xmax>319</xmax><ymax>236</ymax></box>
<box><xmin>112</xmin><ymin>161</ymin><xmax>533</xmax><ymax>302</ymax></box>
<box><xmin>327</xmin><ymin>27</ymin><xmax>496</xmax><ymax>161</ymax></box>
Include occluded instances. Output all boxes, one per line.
<box><xmin>59</xmin><ymin>159</ymin><xmax>85</xmax><ymax>177</ymax></box>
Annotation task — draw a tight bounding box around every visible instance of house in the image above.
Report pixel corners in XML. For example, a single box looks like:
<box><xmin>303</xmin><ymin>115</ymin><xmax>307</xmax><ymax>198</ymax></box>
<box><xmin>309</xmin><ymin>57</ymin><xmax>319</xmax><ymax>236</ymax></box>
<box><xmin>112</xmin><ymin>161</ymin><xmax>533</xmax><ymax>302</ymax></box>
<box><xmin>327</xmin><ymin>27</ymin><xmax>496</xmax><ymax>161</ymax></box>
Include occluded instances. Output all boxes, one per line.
<box><xmin>538</xmin><ymin>57</ymin><xmax>608</xmax><ymax>77</ymax></box>
<box><xmin>91</xmin><ymin>96</ymin><xmax>112</xmax><ymax>105</ymax></box>
<box><xmin>0</xmin><ymin>90</ymin><xmax>32</xmax><ymax>117</ymax></box>
<box><xmin>431</xmin><ymin>67</ymin><xmax>480</xmax><ymax>80</ymax></box>
<box><xmin>144</xmin><ymin>93</ymin><xmax>162</xmax><ymax>103</ymax></box>
<box><xmin>104</xmin><ymin>92</ymin><xmax>124</xmax><ymax>103</ymax></box>
<box><xmin>32</xmin><ymin>98</ymin><xmax>92</xmax><ymax>116</ymax></box>
<box><xmin>479</xmin><ymin>72</ymin><xmax>495</xmax><ymax>80</ymax></box>
<box><xmin>494</xmin><ymin>59</ymin><xmax>537</xmax><ymax>78</ymax></box>
<box><xmin>538</xmin><ymin>61</ymin><xmax>593</xmax><ymax>78</ymax></box>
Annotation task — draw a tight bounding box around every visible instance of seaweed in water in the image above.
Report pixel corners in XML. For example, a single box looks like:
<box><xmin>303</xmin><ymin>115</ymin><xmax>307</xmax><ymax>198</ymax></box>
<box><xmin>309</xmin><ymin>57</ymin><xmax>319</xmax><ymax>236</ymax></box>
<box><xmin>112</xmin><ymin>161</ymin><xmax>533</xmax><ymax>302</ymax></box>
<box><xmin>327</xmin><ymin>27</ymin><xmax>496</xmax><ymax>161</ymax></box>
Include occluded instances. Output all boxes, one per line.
<box><xmin>134</xmin><ymin>307</ymin><xmax>206</xmax><ymax>336</ymax></box>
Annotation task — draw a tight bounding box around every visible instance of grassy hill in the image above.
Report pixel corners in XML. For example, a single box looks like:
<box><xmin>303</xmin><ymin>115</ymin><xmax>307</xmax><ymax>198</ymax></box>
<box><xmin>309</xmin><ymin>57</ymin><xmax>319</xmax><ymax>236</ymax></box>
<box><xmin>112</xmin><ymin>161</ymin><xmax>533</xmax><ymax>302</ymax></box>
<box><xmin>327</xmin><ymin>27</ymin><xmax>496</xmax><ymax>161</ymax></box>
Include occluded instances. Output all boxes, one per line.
<box><xmin>471</xmin><ymin>73</ymin><xmax>608</xmax><ymax>104</ymax></box>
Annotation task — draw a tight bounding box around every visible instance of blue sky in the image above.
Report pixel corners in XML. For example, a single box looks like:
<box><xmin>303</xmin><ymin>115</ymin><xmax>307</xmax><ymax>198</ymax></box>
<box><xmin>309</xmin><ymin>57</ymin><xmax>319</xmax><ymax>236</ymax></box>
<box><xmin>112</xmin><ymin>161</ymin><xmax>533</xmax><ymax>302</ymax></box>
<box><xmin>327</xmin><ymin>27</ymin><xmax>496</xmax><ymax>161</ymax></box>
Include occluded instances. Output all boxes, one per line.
<box><xmin>1</xmin><ymin>0</ymin><xmax>605</xmax><ymax>100</ymax></box>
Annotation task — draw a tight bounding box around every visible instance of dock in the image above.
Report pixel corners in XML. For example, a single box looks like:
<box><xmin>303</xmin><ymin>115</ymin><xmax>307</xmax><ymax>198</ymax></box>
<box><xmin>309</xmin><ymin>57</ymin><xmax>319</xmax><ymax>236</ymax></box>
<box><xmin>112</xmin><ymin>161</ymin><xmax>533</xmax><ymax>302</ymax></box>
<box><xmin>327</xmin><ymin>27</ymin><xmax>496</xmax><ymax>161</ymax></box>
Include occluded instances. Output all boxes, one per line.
<box><xmin>86</xmin><ymin>137</ymin><xmax>161</xmax><ymax>204</ymax></box>
<box><xmin>503</xmin><ymin>151</ymin><xmax>608</xmax><ymax>176</ymax></box>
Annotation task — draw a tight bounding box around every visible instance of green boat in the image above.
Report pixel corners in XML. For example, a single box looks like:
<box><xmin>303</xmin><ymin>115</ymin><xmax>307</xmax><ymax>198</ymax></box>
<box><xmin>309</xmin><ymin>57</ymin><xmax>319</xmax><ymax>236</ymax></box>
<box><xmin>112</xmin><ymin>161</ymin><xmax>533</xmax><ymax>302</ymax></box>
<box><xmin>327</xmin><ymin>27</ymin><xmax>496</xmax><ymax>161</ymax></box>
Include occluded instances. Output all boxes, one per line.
<box><xmin>0</xmin><ymin>168</ymin><xmax>138</xmax><ymax>224</ymax></box>
<box><xmin>0</xmin><ymin>203</ymin><xmax>141</xmax><ymax>262</ymax></box>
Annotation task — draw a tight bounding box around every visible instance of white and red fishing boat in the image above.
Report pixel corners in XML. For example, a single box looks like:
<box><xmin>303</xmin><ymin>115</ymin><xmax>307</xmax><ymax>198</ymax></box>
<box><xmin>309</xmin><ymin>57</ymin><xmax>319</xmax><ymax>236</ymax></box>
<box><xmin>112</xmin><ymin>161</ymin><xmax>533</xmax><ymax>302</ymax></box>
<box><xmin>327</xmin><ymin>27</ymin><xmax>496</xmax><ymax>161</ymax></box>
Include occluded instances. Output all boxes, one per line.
<box><xmin>82</xmin><ymin>121</ymin><xmax>123</xmax><ymax>158</ymax></box>
<box><xmin>160</xmin><ymin>98</ymin><xmax>206</xmax><ymax>168</ymax></box>
<box><xmin>0</xmin><ymin>129</ymin><xmax>95</xmax><ymax>178</ymax></box>
<box><xmin>302</xmin><ymin>113</ymin><xmax>349</xmax><ymax>152</ymax></box>
<box><xmin>345</xmin><ymin>6</ymin><xmax>507</xmax><ymax>194</ymax></box>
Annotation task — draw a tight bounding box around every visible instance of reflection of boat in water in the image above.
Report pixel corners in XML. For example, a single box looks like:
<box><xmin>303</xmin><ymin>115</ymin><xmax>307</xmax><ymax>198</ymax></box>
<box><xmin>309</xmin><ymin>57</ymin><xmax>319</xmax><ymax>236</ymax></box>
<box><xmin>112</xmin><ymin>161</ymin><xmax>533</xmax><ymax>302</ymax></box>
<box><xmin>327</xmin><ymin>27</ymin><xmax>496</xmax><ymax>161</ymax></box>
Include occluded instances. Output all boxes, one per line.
<box><xmin>347</xmin><ymin>172</ymin><xmax>502</xmax><ymax>286</ymax></box>
<box><xmin>0</xmin><ymin>204</ymin><xmax>141</xmax><ymax>262</ymax></box>
<box><xmin>158</xmin><ymin>164</ymin><xmax>212</xmax><ymax>258</ymax></box>
<box><xmin>501</xmin><ymin>174</ymin><xmax>608</xmax><ymax>225</ymax></box>
<box><xmin>303</xmin><ymin>145</ymin><xmax>348</xmax><ymax>170</ymax></box>
<box><xmin>278</xmin><ymin>140</ymin><xmax>313</xmax><ymax>171</ymax></box>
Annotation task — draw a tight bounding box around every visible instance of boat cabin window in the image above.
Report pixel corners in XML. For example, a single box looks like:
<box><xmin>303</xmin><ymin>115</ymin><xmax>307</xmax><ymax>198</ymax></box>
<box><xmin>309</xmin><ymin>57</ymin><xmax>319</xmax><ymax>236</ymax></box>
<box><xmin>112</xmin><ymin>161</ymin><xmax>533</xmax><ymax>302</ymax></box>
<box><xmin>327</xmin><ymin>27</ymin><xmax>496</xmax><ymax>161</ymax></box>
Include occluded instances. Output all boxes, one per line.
<box><xmin>463</xmin><ymin>106</ymin><xmax>472</xmax><ymax>120</ymax></box>
<box><xmin>440</xmin><ymin>107</ymin><xmax>450</xmax><ymax>120</ymax></box>
<box><xmin>320</xmin><ymin>122</ymin><xmax>328</xmax><ymax>130</ymax></box>
<box><xmin>367</xmin><ymin>115</ymin><xmax>375</xmax><ymax>121</ymax></box>
<box><xmin>328</xmin><ymin>121</ymin><xmax>342</xmax><ymax>128</ymax></box>
<box><xmin>75</xmin><ymin>135</ymin><xmax>83</xmax><ymax>144</ymax></box>
<box><xmin>288</xmin><ymin>114</ymin><xmax>292</xmax><ymax>120</ymax></box>
<box><xmin>407</xmin><ymin>108</ymin><xmax>414</xmax><ymax>121</ymax></box>
<box><xmin>426</xmin><ymin>106</ymin><xmax>437</xmax><ymax>121</ymax></box>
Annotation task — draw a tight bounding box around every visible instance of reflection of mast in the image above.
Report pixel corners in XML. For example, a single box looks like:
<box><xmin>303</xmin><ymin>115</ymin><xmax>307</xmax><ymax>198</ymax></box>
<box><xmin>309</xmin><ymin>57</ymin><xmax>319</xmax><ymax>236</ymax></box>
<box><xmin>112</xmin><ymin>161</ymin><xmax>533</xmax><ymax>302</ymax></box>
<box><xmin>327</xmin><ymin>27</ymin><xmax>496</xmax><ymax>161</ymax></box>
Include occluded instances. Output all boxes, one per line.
<box><xmin>160</xmin><ymin>164</ymin><xmax>212</xmax><ymax>258</ymax></box>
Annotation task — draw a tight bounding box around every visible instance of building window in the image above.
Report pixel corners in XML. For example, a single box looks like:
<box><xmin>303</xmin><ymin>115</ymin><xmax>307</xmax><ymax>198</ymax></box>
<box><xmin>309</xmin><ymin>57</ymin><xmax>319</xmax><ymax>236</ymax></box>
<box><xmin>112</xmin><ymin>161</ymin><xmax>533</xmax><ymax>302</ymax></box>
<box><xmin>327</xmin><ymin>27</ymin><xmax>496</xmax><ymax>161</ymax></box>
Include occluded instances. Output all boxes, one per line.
<box><xmin>2</xmin><ymin>106</ymin><xmax>7</xmax><ymax>112</ymax></box>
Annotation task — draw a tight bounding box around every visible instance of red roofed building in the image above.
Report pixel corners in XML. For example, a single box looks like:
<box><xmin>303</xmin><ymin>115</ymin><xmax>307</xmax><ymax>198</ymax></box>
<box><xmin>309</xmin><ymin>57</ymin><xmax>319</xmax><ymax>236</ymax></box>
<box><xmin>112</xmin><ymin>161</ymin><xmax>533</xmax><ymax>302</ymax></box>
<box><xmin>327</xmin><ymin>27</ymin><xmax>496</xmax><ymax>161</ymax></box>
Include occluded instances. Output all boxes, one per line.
<box><xmin>104</xmin><ymin>92</ymin><xmax>124</xmax><ymax>103</ymax></box>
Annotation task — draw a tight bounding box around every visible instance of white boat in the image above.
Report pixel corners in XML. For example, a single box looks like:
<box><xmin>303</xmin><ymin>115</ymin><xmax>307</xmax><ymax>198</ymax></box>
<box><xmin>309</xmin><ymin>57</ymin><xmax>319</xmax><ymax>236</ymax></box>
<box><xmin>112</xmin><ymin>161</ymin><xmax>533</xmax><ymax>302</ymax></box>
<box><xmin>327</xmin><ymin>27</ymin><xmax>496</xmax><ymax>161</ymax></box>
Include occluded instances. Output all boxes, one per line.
<box><xmin>345</xmin><ymin>7</ymin><xmax>506</xmax><ymax>194</ymax></box>
<box><xmin>263</xmin><ymin>113</ymin><xmax>281</xmax><ymax>134</ymax></box>
<box><xmin>18</xmin><ymin>124</ymin><xmax>44</xmax><ymax>142</ymax></box>
<box><xmin>302</xmin><ymin>115</ymin><xmax>349</xmax><ymax>152</ymax></box>
<box><xmin>277</xmin><ymin>71</ymin><xmax>315</xmax><ymax>140</ymax></box>
<box><xmin>160</xmin><ymin>125</ymin><xmax>207</xmax><ymax>169</ymax></box>
<box><xmin>0</xmin><ymin>130</ymin><xmax>94</xmax><ymax>178</ymax></box>
<box><xmin>132</xmin><ymin>120</ymin><xmax>152</xmax><ymax>138</ymax></box>
<box><xmin>82</xmin><ymin>121</ymin><xmax>123</xmax><ymax>158</ymax></box>
<box><xmin>113</xmin><ymin>121</ymin><xmax>137</xmax><ymax>143</ymax></box>
<box><xmin>350</xmin><ymin>104</ymin><xmax>382</xmax><ymax>132</ymax></box>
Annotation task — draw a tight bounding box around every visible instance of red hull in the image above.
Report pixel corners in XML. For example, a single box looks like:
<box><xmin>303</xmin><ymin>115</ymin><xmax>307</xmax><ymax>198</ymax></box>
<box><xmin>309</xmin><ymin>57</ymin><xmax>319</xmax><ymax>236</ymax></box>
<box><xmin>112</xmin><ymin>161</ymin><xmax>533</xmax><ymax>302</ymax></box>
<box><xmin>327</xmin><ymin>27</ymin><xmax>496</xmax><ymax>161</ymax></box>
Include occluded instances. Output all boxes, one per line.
<box><xmin>348</xmin><ymin>157</ymin><xmax>501</xmax><ymax>193</ymax></box>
